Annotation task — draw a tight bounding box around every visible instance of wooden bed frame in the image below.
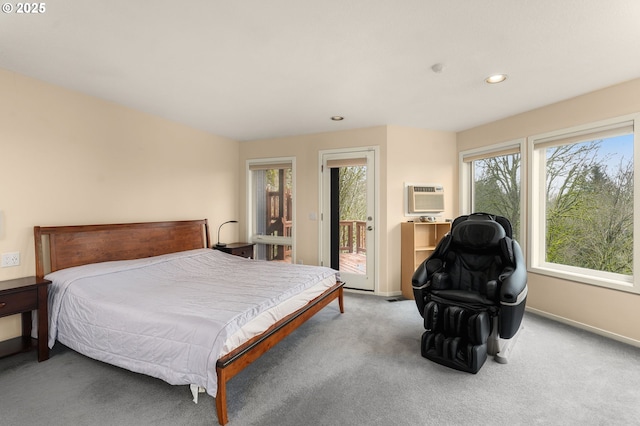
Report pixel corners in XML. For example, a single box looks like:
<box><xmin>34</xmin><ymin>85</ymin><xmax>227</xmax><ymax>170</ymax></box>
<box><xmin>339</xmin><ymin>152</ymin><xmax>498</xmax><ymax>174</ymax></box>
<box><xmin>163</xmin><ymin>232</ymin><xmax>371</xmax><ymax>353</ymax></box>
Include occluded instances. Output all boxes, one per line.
<box><xmin>34</xmin><ymin>219</ymin><xmax>344</xmax><ymax>425</ymax></box>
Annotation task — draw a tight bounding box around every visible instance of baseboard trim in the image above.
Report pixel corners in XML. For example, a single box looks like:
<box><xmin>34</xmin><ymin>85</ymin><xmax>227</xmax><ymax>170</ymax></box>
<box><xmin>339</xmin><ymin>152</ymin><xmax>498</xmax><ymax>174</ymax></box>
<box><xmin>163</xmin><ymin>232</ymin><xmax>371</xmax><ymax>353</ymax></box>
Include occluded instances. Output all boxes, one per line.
<box><xmin>526</xmin><ymin>307</ymin><xmax>640</xmax><ymax>349</ymax></box>
<box><xmin>343</xmin><ymin>288</ymin><xmax>402</xmax><ymax>298</ymax></box>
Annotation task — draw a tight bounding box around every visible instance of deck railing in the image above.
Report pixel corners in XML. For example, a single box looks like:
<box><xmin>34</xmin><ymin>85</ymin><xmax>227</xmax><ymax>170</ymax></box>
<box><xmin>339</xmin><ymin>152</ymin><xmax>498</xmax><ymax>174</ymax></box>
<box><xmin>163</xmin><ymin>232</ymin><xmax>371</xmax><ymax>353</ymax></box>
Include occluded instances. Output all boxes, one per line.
<box><xmin>339</xmin><ymin>220</ymin><xmax>367</xmax><ymax>254</ymax></box>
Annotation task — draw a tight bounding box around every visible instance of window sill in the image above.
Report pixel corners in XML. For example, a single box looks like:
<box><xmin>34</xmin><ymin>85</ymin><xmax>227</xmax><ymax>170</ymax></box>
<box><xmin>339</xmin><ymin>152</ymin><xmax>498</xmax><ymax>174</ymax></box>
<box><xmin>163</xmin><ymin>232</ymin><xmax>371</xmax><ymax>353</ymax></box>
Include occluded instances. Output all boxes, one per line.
<box><xmin>529</xmin><ymin>263</ymin><xmax>637</xmax><ymax>295</ymax></box>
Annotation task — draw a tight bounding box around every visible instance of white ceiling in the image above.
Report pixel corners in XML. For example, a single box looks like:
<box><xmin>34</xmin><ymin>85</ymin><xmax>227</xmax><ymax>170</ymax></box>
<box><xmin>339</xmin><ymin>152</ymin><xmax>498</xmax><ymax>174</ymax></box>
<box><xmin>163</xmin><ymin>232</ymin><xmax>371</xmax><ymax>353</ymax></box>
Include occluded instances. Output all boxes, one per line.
<box><xmin>2</xmin><ymin>1</ymin><xmax>640</xmax><ymax>141</ymax></box>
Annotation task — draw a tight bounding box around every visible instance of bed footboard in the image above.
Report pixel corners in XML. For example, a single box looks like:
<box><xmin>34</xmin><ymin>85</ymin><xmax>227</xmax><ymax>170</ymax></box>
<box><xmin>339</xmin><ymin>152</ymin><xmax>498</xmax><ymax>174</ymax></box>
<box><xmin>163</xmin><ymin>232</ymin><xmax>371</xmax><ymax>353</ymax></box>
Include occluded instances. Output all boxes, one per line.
<box><xmin>215</xmin><ymin>281</ymin><xmax>344</xmax><ymax>425</ymax></box>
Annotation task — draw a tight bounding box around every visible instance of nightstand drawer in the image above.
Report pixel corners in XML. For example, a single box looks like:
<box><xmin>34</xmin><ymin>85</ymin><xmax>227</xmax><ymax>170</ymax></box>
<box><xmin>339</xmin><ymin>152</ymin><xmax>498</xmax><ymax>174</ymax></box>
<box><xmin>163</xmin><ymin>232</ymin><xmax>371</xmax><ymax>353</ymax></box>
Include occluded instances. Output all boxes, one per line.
<box><xmin>0</xmin><ymin>289</ymin><xmax>37</xmax><ymax>317</ymax></box>
<box><xmin>231</xmin><ymin>247</ymin><xmax>253</xmax><ymax>258</ymax></box>
<box><xmin>215</xmin><ymin>243</ymin><xmax>255</xmax><ymax>259</ymax></box>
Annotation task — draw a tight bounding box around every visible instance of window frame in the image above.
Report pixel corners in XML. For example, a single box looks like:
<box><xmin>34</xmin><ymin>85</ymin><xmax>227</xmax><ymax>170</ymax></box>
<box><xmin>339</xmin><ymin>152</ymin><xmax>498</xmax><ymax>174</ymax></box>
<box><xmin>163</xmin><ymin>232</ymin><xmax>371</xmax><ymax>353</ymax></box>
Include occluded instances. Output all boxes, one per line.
<box><xmin>459</xmin><ymin>138</ymin><xmax>526</xmax><ymax>245</ymax></box>
<box><xmin>527</xmin><ymin>114</ymin><xmax>639</xmax><ymax>294</ymax></box>
<box><xmin>246</xmin><ymin>157</ymin><xmax>296</xmax><ymax>262</ymax></box>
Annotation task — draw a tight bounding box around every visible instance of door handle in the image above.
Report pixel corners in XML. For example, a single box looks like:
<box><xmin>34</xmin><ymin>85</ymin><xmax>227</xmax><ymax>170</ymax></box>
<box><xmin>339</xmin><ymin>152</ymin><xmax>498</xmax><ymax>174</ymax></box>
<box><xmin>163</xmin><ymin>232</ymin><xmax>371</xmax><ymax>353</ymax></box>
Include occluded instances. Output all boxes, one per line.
<box><xmin>367</xmin><ymin>226</ymin><xmax>373</xmax><ymax>231</ymax></box>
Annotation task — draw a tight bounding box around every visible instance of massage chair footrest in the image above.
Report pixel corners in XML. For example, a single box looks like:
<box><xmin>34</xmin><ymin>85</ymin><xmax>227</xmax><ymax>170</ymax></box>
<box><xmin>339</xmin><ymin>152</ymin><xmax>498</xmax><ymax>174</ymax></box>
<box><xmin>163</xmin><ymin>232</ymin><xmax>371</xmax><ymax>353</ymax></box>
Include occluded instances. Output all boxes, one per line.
<box><xmin>421</xmin><ymin>301</ymin><xmax>492</xmax><ymax>373</ymax></box>
<box><xmin>421</xmin><ymin>331</ymin><xmax>488</xmax><ymax>373</ymax></box>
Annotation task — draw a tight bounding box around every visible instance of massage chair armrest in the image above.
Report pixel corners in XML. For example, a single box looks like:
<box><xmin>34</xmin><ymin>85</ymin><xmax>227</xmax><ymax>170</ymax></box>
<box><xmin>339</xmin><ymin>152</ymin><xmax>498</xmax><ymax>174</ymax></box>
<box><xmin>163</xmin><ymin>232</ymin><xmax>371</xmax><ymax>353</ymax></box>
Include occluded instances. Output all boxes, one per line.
<box><xmin>412</xmin><ymin>258</ymin><xmax>444</xmax><ymax>315</ymax></box>
<box><xmin>411</xmin><ymin>260</ymin><xmax>429</xmax><ymax>289</ymax></box>
<box><xmin>412</xmin><ymin>233</ymin><xmax>451</xmax><ymax>299</ymax></box>
<box><xmin>412</xmin><ymin>258</ymin><xmax>443</xmax><ymax>287</ymax></box>
<box><xmin>497</xmin><ymin>240</ymin><xmax>528</xmax><ymax>339</ymax></box>
<box><xmin>499</xmin><ymin>240</ymin><xmax>527</xmax><ymax>304</ymax></box>
<box><xmin>411</xmin><ymin>261</ymin><xmax>429</xmax><ymax>315</ymax></box>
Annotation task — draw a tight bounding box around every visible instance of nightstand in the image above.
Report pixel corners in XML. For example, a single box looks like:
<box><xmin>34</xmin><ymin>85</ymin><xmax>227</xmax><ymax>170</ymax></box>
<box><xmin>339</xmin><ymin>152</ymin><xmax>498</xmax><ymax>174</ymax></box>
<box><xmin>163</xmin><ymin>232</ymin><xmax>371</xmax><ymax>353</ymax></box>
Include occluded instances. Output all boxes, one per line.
<box><xmin>0</xmin><ymin>276</ymin><xmax>51</xmax><ymax>362</ymax></box>
<box><xmin>215</xmin><ymin>242</ymin><xmax>255</xmax><ymax>259</ymax></box>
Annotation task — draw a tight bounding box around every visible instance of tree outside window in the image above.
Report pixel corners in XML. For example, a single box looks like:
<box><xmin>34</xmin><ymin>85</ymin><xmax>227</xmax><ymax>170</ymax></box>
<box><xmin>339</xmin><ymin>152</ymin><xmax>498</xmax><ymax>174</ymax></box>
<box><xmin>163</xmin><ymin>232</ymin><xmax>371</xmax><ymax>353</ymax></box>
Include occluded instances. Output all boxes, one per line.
<box><xmin>542</xmin><ymin>136</ymin><xmax>633</xmax><ymax>275</ymax></box>
<box><xmin>473</xmin><ymin>152</ymin><xmax>521</xmax><ymax>240</ymax></box>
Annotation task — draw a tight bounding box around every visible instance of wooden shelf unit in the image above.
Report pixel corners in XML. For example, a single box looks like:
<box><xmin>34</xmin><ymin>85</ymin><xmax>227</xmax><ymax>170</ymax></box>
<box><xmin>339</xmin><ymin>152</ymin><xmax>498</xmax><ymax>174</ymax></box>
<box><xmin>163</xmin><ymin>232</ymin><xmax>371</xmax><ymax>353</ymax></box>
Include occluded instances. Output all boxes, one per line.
<box><xmin>401</xmin><ymin>221</ymin><xmax>451</xmax><ymax>299</ymax></box>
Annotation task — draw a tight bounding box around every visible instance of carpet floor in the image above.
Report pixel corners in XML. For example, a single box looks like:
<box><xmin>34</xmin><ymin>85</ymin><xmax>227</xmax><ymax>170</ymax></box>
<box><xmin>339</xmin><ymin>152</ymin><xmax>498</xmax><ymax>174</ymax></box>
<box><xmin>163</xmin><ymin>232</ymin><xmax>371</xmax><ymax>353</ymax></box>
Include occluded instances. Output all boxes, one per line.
<box><xmin>1</xmin><ymin>292</ymin><xmax>639</xmax><ymax>425</ymax></box>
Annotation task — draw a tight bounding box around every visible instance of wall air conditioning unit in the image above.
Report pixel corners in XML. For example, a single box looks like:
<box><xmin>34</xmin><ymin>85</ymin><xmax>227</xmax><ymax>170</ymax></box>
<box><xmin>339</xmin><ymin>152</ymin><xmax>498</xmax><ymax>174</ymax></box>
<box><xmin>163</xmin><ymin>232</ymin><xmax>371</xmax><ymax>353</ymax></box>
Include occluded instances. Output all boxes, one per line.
<box><xmin>407</xmin><ymin>185</ymin><xmax>445</xmax><ymax>214</ymax></box>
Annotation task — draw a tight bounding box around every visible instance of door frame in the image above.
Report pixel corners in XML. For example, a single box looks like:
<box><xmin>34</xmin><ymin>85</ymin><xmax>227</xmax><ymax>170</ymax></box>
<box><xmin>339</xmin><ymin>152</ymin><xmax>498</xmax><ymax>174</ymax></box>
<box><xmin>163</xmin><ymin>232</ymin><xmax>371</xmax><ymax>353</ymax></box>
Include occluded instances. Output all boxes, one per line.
<box><xmin>318</xmin><ymin>146</ymin><xmax>379</xmax><ymax>293</ymax></box>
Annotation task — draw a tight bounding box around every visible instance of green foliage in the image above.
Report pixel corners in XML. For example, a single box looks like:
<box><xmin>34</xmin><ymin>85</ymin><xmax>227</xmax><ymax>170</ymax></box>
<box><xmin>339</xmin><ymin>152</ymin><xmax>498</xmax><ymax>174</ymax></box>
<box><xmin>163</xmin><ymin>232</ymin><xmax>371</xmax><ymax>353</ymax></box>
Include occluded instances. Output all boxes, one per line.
<box><xmin>339</xmin><ymin>166</ymin><xmax>367</xmax><ymax>221</ymax></box>
<box><xmin>474</xmin><ymin>153</ymin><xmax>521</xmax><ymax>239</ymax></box>
<box><xmin>265</xmin><ymin>168</ymin><xmax>291</xmax><ymax>191</ymax></box>
<box><xmin>545</xmin><ymin>144</ymin><xmax>633</xmax><ymax>274</ymax></box>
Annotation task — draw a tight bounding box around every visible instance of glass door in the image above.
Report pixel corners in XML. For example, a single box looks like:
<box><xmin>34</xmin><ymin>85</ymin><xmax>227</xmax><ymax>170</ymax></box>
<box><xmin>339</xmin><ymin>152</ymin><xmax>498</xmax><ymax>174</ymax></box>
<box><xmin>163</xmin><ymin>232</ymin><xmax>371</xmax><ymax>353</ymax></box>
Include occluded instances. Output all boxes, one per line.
<box><xmin>321</xmin><ymin>149</ymin><xmax>376</xmax><ymax>291</ymax></box>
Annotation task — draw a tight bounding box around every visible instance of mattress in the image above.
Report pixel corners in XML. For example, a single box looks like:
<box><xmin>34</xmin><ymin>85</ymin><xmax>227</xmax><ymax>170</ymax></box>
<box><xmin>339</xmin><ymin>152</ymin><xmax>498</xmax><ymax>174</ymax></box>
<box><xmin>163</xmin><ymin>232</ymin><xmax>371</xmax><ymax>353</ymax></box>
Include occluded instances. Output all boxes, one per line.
<box><xmin>45</xmin><ymin>248</ymin><xmax>338</xmax><ymax>396</ymax></box>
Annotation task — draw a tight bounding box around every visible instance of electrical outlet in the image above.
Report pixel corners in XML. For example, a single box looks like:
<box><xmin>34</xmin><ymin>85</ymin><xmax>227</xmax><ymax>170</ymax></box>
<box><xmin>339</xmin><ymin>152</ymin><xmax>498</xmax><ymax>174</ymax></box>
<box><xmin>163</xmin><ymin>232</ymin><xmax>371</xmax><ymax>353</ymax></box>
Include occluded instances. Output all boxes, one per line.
<box><xmin>1</xmin><ymin>252</ymin><xmax>20</xmax><ymax>267</ymax></box>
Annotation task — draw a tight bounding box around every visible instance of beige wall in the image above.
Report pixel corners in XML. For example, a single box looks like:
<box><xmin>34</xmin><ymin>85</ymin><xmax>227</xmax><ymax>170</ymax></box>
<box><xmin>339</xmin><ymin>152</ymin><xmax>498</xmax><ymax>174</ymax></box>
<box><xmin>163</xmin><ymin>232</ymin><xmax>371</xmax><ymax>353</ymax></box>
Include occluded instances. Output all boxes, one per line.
<box><xmin>239</xmin><ymin>125</ymin><xmax>457</xmax><ymax>296</ymax></box>
<box><xmin>386</xmin><ymin>126</ymin><xmax>457</xmax><ymax>296</ymax></box>
<box><xmin>0</xmin><ymin>69</ymin><xmax>240</xmax><ymax>340</ymax></box>
<box><xmin>457</xmin><ymin>78</ymin><xmax>640</xmax><ymax>345</ymax></box>
<box><xmin>458</xmin><ymin>79</ymin><xmax>640</xmax><ymax>153</ymax></box>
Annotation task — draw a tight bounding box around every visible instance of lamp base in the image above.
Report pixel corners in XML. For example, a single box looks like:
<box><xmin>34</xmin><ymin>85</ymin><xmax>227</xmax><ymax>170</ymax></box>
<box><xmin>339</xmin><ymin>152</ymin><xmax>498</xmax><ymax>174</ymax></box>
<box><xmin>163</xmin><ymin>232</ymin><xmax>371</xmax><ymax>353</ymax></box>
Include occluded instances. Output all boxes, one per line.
<box><xmin>215</xmin><ymin>243</ymin><xmax>227</xmax><ymax>248</ymax></box>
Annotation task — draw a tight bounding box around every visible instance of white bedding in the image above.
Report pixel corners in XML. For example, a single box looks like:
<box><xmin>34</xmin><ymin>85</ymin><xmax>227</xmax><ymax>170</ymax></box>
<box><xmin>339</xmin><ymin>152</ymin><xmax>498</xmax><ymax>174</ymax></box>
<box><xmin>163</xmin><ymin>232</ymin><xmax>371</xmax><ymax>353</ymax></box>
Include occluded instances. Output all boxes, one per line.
<box><xmin>45</xmin><ymin>248</ymin><xmax>339</xmax><ymax>396</ymax></box>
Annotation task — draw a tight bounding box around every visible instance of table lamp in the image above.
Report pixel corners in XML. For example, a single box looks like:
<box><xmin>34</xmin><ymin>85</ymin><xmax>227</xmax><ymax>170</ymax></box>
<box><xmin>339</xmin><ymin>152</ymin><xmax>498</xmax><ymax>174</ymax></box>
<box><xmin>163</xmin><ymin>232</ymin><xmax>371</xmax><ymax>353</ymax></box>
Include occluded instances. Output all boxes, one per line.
<box><xmin>215</xmin><ymin>220</ymin><xmax>238</xmax><ymax>248</ymax></box>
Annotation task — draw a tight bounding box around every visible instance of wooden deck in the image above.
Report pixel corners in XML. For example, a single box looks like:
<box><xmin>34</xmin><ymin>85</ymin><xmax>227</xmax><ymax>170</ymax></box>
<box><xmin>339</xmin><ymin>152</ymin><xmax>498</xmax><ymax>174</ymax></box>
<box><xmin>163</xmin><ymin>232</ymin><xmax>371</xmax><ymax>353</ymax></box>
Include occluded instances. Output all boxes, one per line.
<box><xmin>272</xmin><ymin>251</ymin><xmax>366</xmax><ymax>275</ymax></box>
<box><xmin>339</xmin><ymin>251</ymin><xmax>366</xmax><ymax>275</ymax></box>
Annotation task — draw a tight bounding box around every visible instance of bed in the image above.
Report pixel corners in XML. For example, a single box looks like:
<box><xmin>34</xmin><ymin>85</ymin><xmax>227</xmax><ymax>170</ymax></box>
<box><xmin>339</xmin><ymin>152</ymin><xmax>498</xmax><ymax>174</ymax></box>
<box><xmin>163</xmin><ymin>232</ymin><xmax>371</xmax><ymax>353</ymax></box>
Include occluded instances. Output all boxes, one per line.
<box><xmin>34</xmin><ymin>219</ymin><xmax>344</xmax><ymax>425</ymax></box>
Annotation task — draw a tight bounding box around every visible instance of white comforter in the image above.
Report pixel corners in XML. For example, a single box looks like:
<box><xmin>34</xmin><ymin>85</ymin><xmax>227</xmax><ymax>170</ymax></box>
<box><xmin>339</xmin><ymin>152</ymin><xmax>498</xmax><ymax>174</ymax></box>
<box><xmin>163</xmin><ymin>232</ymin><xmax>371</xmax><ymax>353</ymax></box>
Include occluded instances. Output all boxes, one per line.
<box><xmin>45</xmin><ymin>248</ymin><xmax>338</xmax><ymax>396</ymax></box>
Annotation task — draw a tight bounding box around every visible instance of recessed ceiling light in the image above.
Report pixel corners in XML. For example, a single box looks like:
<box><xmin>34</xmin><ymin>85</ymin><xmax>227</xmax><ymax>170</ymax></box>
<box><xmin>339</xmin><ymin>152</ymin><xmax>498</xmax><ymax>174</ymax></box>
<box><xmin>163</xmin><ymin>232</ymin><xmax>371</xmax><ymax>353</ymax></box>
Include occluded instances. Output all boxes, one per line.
<box><xmin>331</xmin><ymin>116</ymin><xmax>344</xmax><ymax>121</ymax></box>
<box><xmin>485</xmin><ymin>74</ymin><xmax>508</xmax><ymax>84</ymax></box>
<box><xmin>431</xmin><ymin>63</ymin><xmax>444</xmax><ymax>73</ymax></box>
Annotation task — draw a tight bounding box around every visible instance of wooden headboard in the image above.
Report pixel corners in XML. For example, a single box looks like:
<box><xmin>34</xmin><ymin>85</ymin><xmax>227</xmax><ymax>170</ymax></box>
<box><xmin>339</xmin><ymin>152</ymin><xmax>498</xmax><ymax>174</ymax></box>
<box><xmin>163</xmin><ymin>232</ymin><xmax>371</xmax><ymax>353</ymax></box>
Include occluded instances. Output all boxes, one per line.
<box><xmin>34</xmin><ymin>219</ymin><xmax>210</xmax><ymax>278</ymax></box>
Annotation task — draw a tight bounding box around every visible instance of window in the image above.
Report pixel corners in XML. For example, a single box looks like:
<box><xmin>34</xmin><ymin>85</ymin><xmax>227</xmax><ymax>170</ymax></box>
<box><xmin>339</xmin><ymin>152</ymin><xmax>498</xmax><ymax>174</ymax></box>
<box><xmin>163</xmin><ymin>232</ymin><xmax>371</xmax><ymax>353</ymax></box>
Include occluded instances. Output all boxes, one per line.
<box><xmin>460</xmin><ymin>140</ymin><xmax>524</xmax><ymax>242</ymax></box>
<box><xmin>530</xmin><ymin>116</ymin><xmax>636</xmax><ymax>291</ymax></box>
<box><xmin>247</xmin><ymin>158</ymin><xmax>295</xmax><ymax>263</ymax></box>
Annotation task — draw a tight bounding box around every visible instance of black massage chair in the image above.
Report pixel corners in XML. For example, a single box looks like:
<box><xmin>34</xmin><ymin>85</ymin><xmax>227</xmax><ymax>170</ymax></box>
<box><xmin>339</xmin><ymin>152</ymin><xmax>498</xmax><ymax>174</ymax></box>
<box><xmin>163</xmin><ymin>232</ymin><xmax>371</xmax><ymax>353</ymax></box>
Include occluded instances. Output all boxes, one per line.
<box><xmin>412</xmin><ymin>213</ymin><xmax>528</xmax><ymax>373</ymax></box>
